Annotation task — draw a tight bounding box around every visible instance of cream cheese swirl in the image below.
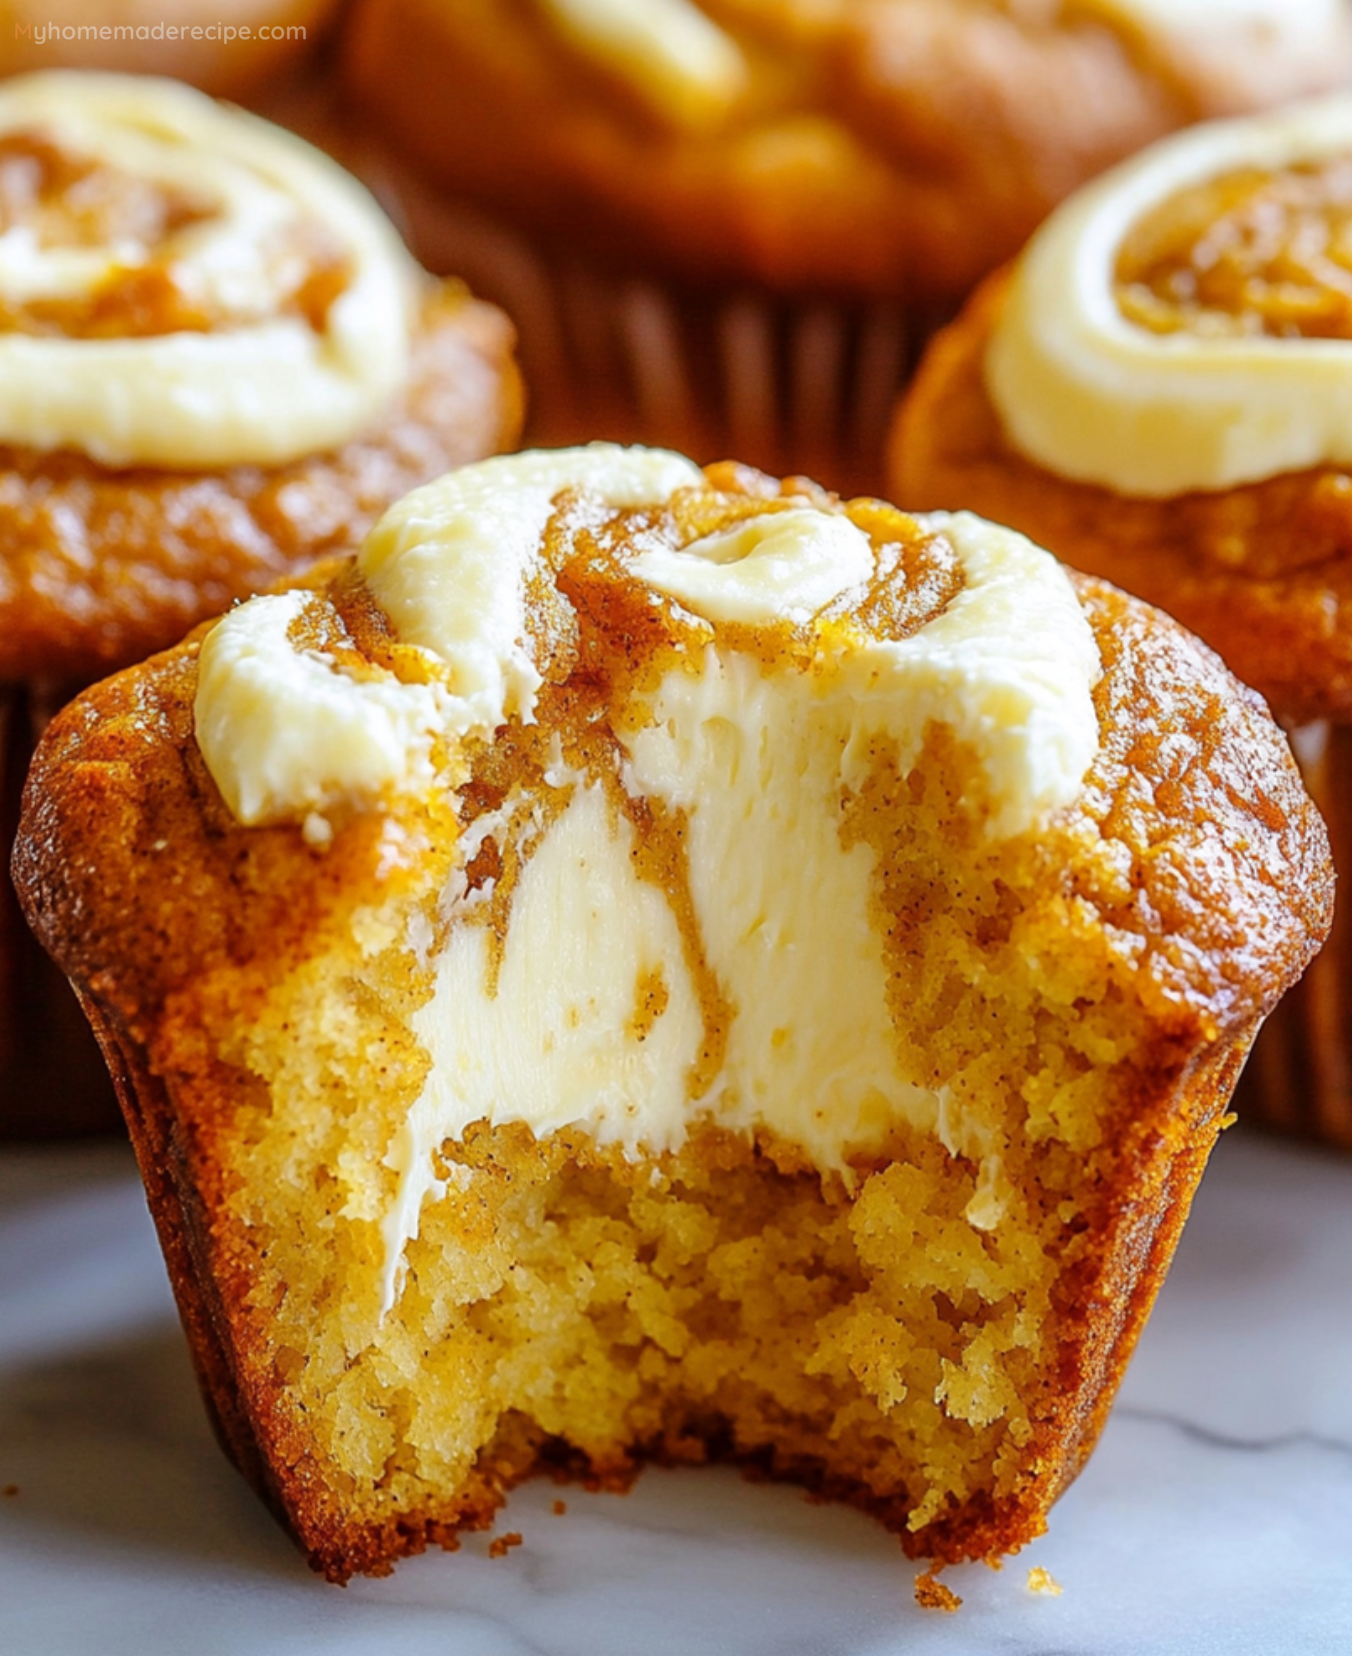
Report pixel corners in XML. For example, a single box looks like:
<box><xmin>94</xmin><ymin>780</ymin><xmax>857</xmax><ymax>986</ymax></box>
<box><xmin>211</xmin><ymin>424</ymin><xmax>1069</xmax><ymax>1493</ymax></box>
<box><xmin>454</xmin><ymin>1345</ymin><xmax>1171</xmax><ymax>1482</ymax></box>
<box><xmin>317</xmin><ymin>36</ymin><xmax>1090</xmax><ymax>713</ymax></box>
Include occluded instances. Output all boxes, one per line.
<box><xmin>196</xmin><ymin>445</ymin><xmax>1099</xmax><ymax>852</ymax></box>
<box><xmin>188</xmin><ymin>445</ymin><xmax>1104</xmax><ymax>1314</ymax></box>
<box><xmin>986</xmin><ymin>96</ymin><xmax>1352</xmax><ymax>498</ymax></box>
<box><xmin>538</xmin><ymin>0</ymin><xmax>746</xmax><ymax>128</ymax></box>
<box><xmin>1084</xmin><ymin>0</ymin><xmax>1351</xmax><ymax>98</ymax></box>
<box><xmin>0</xmin><ymin>72</ymin><xmax>418</xmax><ymax>469</ymax></box>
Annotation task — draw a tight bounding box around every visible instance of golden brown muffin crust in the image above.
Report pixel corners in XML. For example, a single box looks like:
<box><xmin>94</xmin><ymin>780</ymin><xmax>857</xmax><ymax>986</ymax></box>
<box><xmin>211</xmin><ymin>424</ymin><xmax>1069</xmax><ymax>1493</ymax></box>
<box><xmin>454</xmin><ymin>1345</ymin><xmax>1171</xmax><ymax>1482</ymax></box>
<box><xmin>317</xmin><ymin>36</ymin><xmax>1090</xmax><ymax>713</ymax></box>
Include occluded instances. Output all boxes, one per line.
<box><xmin>0</xmin><ymin>287</ymin><xmax>523</xmax><ymax>686</ymax></box>
<box><xmin>891</xmin><ymin>272</ymin><xmax>1352</xmax><ymax>724</ymax></box>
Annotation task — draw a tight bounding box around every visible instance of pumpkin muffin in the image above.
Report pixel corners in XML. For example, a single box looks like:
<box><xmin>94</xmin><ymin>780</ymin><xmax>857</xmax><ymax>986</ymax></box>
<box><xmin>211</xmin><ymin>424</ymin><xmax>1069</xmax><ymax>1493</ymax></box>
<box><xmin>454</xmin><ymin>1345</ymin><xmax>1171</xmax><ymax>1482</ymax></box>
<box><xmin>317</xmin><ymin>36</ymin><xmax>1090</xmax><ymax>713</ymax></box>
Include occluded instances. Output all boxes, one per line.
<box><xmin>0</xmin><ymin>71</ymin><xmax>522</xmax><ymax>1136</ymax></box>
<box><xmin>13</xmin><ymin>445</ymin><xmax>1330</xmax><ymax>1580</ymax></box>
<box><xmin>891</xmin><ymin>95</ymin><xmax>1352</xmax><ymax>1147</ymax></box>
<box><xmin>334</xmin><ymin>0</ymin><xmax>1352</xmax><ymax>494</ymax></box>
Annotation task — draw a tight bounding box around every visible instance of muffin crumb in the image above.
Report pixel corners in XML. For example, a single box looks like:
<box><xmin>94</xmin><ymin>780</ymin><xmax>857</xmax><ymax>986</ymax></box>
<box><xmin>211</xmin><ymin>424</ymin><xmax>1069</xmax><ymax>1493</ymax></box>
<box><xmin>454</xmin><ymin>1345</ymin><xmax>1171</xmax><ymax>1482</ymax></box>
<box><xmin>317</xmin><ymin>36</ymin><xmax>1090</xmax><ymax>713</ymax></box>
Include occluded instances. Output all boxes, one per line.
<box><xmin>1027</xmin><ymin>1565</ymin><xmax>1063</xmax><ymax>1597</ymax></box>
<box><xmin>488</xmin><ymin>1532</ymin><xmax>523</xmax><ymax>1559</ymax></box>
<box><xmin>914</xmin><ymin>1571</ymin><xmax>962</xmax><ymax>1612</ymax></box>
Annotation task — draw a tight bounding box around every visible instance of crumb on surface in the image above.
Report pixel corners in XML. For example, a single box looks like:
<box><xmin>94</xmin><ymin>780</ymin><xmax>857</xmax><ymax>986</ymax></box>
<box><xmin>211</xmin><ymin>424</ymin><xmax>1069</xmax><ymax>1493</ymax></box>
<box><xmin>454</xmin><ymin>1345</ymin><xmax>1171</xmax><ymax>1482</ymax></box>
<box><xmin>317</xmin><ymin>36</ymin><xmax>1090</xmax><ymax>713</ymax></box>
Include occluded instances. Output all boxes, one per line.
<box><xmin>2</xmin><ymin>1485</ymin><xmax>17</xmax><ymax>1498</ymax></box>
<box><xmin>488</xmin><ymin>1532</ymin><xmax>523</xmax><ymax>1559</ymax></box>
<box><xmin>1027</xmin><ymin>1565</ymin><xmax>1063</xmax><ymax>1597</ymax></box>
<box><xmin>915</xmin><ymin>1570</ymin><xmax>962</xmax><ymax>1612</ymax></box>
<box><xmin>552</xmin><ymin>1500</ymin><xmax>567</xmax><ymax>1516</ymax></box>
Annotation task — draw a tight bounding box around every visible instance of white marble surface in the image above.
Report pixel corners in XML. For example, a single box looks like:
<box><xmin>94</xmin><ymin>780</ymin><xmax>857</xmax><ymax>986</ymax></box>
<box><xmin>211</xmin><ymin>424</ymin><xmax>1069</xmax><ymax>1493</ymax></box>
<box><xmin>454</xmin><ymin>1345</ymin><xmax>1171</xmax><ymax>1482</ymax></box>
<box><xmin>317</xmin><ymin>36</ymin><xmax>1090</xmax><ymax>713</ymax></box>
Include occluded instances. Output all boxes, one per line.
<box><xmin>2</xmin><ymin>1128</ymin><xmax>1351</xmax><ymax>1655</ymax></box>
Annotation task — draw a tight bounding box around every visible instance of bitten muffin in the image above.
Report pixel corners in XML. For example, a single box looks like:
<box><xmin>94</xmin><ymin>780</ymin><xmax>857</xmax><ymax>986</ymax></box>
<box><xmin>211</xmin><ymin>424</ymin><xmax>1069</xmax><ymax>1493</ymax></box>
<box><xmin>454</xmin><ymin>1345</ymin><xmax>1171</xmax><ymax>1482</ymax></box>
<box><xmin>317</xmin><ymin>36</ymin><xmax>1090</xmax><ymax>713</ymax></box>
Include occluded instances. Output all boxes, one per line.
<box><xmin>0</xmin><ymin>71</ymin><xmax>522</xmax><ymax>1136</ymax></box>
<box><xmin>891</xmin><ymin>95</ymin><xmax>1352</xmax><ymax>1147</ymax></box>
<box><xmin>14</xmin><ymin>446</ymin><xmax>1330</xmax><ymax>1581</ymax></box>
<box><xmin>333</xmin><ymin>0</ymin><xmax>1352</xmax><ymax>498</ymax></box>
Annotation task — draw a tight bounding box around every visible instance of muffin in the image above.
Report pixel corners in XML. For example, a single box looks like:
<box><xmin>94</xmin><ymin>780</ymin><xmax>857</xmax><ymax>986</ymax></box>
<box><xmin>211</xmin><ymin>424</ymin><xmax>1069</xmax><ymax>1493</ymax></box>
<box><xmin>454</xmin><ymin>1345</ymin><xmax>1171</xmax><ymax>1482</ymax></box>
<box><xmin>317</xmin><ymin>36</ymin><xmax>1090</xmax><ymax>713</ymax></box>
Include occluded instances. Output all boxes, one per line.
<box><xmin>0</xmin><ymin>70</ymin><xmax>522</xmax><ymax>1136</ymax></box>
<box><xmin>14</xmin><ymin>445</ymin><xmax>1330</xmax><ymax>1581</ymax></box>
<box><xmin>336</xmin><ymin>0</ymin><xmax>1352</xmax><ymax>494</ymax></box>
<box><xmin>891</xmin><ymin>94</ymin><xmax>1352</xmax><ymax>1147</ymax></box>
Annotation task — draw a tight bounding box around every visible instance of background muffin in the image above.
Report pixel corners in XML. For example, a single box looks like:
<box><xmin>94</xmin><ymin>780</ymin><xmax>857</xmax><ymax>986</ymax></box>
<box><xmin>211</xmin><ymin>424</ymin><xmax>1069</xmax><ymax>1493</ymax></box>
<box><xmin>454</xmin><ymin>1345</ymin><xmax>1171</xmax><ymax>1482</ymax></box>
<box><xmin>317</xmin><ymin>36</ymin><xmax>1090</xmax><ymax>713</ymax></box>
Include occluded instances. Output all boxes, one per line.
<box><xmin>331</xmin><ymin>0</ymin><xmax>1352</xmax><ymax>495</ymax></box>
<box><xmin>891</xmin><ymin>95</ymin><xmax>1352</xmax><ymax>1147</ymax></box>
<box><xmin>0</xmin><ymin>71</ymin><xmax>522</xmax><ymax>1136</ymax></box>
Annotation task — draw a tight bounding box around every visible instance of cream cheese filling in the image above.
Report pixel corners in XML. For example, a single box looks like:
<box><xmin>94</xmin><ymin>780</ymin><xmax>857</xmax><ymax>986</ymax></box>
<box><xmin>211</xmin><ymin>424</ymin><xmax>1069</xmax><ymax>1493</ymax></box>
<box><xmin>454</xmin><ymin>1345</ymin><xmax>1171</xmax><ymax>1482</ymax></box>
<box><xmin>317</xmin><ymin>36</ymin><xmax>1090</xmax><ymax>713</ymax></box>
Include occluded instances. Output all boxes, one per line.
<box><xmin>195</xmin><ymin>447</ymin><xmax>710</xmax><ymax>829</ymax></box>
<box><xmin>986</xmin><ymin>96</ymin><xmax>1352</xmax><ymax>498</ymax></box>
<box><xmin>193</xmin><ymin>590</ymin><xmax>451</xmax><ymax>828</ymax></box>
<box><xmin>538</xmin><ymin>0</ymin><xmax>746</xmax><ymax>129</ymax></box>
<box><xmin>385</xmin><ymin>508</ymin><xmax>1097</xmax><ymax>1308</ymax></box>
<box><xmin>1083</xmin><ymin>0</ymin><xmax>1347</xmax><ymax>53</ymax></box>
<box><xmin>0</xmin><ymin>72</ymin><xmax>418</xmax><ymax>469</ymax></box>
<box><xmin>1092</xmin><ymin>0</ymin><xmax>1338</xmax><ymax>22</ymax></box>
<box><xmin>384</xmin><ymin>781</ymin><xmax>707</xmax><ymax>1312</ymax></box>
<box><xmin>1082</xmin><ymin>0</ymin><xmax>1352</xmax><ymax>113</ymax></box>
<box><xmin>632</xmin><ymin>506</ymin><xmax>874</xmax><ymax>624</ymax></box>
<box><xmin>359</xmin><ymin>444</ymin><xmax>706</xmax><ymax>734</ymax></box>
<box><xmin>190</xmin><ymin>448</ymin><xmax>1103</xmax><ymax>1312</ymax></box>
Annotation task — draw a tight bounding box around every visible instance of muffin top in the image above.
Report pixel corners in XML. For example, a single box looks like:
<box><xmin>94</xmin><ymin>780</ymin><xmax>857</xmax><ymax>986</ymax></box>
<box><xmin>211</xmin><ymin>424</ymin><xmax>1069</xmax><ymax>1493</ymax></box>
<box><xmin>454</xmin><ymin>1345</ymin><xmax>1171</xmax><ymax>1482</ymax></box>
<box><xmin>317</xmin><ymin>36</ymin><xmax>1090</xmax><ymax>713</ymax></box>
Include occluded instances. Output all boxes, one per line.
<box><xmin>889</xmin><ymin>95</ymin><xmax>1352</xmax><ymax>718</ymax></box>
<box><xmin>0</xmin><ymin>71</ymin><xmax>420</xmax><ymax>471</ymax></box>
<box><xmin>16</xmin><ymin>447</ymin><xmax>1330</xmax><ymax>1099</ymax></box>
<box><xmin>987</xmin><ymin>95</ymin><xmax>1352</xmax><ymax>497</ymax></box>
<box><xmin>193</xmin><ymin>444</ymin><xmax>1098</xmax><ymax>841</ymax></box>
<box><xmin>0</xmin><ymin>71</ymin><xmax>524</xmax><ymax>684</ymax></box>
<box><xmin>346</xmin><ymin>0</ymin><xmax>1352</xmax><ymax>301</ymax></box>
